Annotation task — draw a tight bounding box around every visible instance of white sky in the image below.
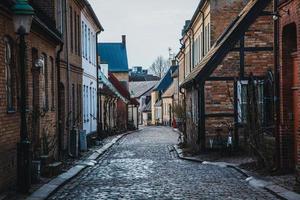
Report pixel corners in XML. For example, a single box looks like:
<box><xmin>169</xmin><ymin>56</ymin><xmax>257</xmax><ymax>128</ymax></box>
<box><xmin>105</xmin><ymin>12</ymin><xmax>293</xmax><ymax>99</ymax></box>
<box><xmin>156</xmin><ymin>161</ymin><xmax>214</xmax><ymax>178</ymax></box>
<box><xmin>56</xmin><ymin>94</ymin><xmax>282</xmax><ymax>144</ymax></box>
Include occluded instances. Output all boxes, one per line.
<box><xmin>88</xmin><ymin>0</ymin><xmax>199</xmax><ymax>69</ymax></box>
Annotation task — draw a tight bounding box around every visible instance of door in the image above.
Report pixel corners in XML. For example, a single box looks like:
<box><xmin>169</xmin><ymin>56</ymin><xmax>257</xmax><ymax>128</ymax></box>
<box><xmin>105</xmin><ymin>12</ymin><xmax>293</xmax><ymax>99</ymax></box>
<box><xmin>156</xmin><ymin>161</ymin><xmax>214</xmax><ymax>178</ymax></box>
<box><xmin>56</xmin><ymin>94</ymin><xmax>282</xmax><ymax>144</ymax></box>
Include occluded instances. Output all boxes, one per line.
<box><xmin>292</xmin><ymin>52</ymin><xmax>299</xmax><ymax>169</ymax></box>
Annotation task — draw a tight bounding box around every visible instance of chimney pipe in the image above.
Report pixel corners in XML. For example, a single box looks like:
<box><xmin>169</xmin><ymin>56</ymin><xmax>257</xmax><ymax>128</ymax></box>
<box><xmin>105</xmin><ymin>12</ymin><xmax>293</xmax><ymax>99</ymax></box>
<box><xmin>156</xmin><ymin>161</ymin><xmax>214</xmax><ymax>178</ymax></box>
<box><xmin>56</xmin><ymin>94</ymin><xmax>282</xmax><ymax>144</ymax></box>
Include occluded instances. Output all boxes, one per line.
<box><xmin>122</xmin><ymin>35</ymin><xmax>126</xmax><ymax>46</ymax></box>
<box><xmin>171</xmin><ymin>59</ymin><xmax>177</xmax><ymax>66</ymax></box>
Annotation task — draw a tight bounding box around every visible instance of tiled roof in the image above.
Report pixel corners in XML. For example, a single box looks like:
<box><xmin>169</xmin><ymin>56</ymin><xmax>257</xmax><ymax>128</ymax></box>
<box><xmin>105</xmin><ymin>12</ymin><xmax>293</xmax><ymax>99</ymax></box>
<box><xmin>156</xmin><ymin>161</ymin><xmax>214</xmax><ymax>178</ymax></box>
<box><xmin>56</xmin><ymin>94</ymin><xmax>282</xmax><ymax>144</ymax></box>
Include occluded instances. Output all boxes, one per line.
<box><xmin>108</xmin><ymin>72</ymin><xmax>130</xmax><ymax>99</ymax></box>
<box><xmin>99</xmin><ymin>71</ymin><xmax>128</xmax><ymax>103</ymax></box>
<box><xmin>181</xmin><ymin>0</ymin><xmax>271</xmax><ymax>88</ymax></box>
<box><xmin>98</xmin><ymin>43</ymin><xmax>129</xmax><ymax>72</ymax></box>
<box><xmin>153</xmin><ymin>65</ymin><xmax>178</xmax><ymax>92</ymax></box>
<box><xmin>129</xmin><ymin>81</ymin><xmax>158</xmax><ymax>98</ymax></box>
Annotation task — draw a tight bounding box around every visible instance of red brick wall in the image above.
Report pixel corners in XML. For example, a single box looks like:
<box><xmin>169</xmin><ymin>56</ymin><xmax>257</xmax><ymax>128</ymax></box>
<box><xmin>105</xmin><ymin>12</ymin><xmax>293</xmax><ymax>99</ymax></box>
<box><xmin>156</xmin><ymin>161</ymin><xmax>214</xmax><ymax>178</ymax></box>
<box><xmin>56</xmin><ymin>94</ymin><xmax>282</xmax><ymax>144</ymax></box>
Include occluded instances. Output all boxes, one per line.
<box><xmin>184</xmin><ymin>1</ymin><xmax>274</xmax><ymax>152</ymax></box>
<box><xmin>278</xmin><ymin>0</ymin><xmax>300</xmax><ymax>175</ymax></box>
<box><xmin>0</xmin><ymin>1</ymin><xmax>61</xmax><ymax>192</ymax></box>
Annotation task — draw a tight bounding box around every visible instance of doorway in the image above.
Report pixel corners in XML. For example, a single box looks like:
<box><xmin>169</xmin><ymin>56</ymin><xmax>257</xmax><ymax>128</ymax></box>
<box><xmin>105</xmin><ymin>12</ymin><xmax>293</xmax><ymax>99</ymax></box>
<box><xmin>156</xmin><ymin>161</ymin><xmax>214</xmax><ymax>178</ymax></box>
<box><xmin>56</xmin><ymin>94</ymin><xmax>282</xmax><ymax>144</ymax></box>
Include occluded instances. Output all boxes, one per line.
<box><xmin>282</xmin><ymin>22</ymin><xmax>298</xmax><ymax>170</ymax></box>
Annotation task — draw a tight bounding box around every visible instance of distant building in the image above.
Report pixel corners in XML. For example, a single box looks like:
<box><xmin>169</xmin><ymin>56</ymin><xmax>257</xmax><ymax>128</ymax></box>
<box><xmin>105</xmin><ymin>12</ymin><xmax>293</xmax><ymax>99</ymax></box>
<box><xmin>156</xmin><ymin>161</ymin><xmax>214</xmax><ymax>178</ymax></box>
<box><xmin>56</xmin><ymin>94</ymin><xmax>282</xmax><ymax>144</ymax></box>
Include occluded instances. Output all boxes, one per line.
<box><xmin>99</xmin><ymin>35</ymin><xmax>129</xmax><ymax>88</ymax></box>
<box><xmin>129</xmin><ymin>66</ymin><xmax>160</xmax><ymax>82</ymax></box>
<box><xmin>151</xmin><ymin>64</ymin><xmax>178</xmax><ymax>125</ymax></box>
<box><xmin>129</xmin><ymin>81</ymin><xmax>158</xmax><ymax>125</ymax></box>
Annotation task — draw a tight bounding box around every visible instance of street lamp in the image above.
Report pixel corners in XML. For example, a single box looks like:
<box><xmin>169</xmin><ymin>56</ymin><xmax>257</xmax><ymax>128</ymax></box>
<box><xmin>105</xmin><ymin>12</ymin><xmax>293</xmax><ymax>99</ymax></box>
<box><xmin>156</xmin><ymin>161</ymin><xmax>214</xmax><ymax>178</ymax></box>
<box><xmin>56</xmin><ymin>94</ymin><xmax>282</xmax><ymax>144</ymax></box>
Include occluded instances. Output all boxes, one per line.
<box><xmin>12</xmin><ymin>0</ymin><xmax>34</xmax><ymax>193</ymax></box>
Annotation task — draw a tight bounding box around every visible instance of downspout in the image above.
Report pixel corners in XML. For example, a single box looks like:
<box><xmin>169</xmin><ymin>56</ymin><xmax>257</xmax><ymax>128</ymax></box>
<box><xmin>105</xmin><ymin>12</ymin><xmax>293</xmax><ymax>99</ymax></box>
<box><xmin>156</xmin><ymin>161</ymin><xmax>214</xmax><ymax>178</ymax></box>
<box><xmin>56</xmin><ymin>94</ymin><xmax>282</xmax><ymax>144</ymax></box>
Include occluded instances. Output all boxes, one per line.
<box><xmin>63</xmin><ymin>0</ymin><xmax>71</xmax><ymax>155</ymax></box>
<box><xmin>200</xmin><ymin>10</ymin><xmax>205</xmax><ymax>58</ymax></box>
<box><xmin>273</xmin><ymin>0</ymin><xmax>280</xmax><ymax>170</ymax></box>
<box><xmin>188</xmin><ymin>30</ymin><xmax>193</xmax><ymax>72</ymax></box>
<box><xmin>96</xmin><ymin>30</ymin><xmax>101</xmax><ymax>138</ymax></box>
<box><xmin>56</xmin><ymin>43</ymin><xmax>64</xmax><ymax>158</ymax></box>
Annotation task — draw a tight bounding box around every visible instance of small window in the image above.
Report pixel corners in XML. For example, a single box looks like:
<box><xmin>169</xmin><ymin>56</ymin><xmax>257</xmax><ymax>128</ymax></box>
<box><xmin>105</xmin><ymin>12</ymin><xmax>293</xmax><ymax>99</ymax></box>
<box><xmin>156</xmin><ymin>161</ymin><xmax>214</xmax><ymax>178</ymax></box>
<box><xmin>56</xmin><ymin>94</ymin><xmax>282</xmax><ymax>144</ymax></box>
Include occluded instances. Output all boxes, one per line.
<box><xmin>4</xmin><ymin>37</ymin><xmax>14</xmax><ymax>111</ymax></box>
<box><xmin>41</xmin><ymin>53</ymin><xmax>49</xmax><ymax>110</ymax></box>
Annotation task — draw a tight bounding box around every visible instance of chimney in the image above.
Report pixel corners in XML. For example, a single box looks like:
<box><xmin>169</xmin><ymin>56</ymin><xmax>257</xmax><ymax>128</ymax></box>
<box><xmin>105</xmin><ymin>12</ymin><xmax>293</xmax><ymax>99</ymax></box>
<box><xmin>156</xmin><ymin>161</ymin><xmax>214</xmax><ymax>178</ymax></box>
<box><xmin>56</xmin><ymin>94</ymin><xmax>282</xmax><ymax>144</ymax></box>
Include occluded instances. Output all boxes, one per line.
<box><xmin>122</xmin><ymin>35</ymin><xmax>126</xmax><ymax>46</ymax></box>
<box><xmin>171</xmin><ymin>59</ymin><xmax>177</xmax><ymax>66</ymax></box>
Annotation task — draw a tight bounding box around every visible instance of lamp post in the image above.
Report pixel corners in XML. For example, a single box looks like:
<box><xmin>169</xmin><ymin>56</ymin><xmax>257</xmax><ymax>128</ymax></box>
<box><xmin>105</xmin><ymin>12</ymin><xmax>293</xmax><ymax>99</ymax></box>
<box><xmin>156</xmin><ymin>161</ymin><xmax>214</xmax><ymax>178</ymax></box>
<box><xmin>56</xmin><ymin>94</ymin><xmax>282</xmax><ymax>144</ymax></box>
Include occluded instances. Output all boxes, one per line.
<box><xmin>12</xmin><ymin>0</ymin><xmax>34</xmax><ymax>193</ymax></box>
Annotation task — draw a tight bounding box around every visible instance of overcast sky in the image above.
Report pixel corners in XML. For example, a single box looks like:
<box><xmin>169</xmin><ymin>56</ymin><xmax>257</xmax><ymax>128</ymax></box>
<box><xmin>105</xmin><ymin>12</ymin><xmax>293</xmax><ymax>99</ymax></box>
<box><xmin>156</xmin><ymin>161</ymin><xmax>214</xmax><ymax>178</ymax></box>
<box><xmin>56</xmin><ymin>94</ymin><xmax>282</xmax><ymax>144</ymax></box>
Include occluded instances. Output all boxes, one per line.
<box><xmin>89</xmin><ymin>0</ymin><xmax>199</xmax><ymax>69</ymax></box>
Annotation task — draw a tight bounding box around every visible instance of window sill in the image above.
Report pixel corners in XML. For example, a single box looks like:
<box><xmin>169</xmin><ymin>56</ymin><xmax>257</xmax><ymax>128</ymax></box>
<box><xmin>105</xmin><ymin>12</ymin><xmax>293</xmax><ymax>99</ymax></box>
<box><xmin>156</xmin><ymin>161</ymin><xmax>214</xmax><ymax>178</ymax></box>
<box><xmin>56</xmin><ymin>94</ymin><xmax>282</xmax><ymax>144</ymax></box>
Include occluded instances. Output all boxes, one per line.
<box><xmin>7</xmin><ymin>109</ymin><xmax>16</xmax><ymax>114</ymax></box>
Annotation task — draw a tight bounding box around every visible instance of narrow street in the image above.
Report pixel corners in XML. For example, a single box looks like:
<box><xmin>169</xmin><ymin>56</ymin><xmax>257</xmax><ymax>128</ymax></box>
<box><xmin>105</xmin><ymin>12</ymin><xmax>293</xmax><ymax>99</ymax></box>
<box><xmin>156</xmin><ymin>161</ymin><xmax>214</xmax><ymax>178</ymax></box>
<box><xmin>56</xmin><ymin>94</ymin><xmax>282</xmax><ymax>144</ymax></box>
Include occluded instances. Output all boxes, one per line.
<box><xmin>49</xmin><ymin>127</ymin><xmax>277</xmax><ymax>200</ymax></box>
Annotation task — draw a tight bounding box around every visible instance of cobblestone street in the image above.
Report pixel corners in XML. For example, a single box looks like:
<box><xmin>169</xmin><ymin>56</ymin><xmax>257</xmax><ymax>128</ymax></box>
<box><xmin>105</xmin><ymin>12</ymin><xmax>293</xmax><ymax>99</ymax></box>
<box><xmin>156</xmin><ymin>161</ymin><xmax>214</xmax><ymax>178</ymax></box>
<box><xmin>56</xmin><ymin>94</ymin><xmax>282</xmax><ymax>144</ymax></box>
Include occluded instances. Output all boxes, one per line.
<box><xmin>49</xmin><ymin>127</ymin><xmax>278</xmax><ymax>200</ymax></box>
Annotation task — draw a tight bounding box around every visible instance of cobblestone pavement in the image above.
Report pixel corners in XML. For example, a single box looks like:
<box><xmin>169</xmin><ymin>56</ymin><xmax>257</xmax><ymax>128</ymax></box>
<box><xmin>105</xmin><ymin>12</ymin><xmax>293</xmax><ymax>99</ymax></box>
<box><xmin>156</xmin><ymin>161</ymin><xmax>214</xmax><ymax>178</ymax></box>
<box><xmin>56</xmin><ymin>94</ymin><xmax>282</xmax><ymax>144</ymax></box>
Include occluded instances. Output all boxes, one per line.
<box><xmin>49</xmin><ymin>126</ymin><xmax>278</xmax><ymax>200</ymax></box>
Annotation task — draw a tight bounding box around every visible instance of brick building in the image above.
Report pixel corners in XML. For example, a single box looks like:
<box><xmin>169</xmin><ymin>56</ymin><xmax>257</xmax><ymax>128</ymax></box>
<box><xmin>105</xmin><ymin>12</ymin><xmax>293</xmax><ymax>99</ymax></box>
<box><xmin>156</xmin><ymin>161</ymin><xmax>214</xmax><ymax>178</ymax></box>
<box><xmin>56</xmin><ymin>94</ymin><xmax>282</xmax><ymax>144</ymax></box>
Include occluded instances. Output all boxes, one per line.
<box><xmin>0</xmin><ymin>0</ymin><xmax>62</xmax><ymax>192</ymax></box>
<box><xmin>278</xmin><ymin>0</ymin><xmax>300</xmax><ymax>181</ymax></box>
<box><xmin>177</xmin><ymin>0</ymin><xmax>275</xmax><ymax>155</ymax></box>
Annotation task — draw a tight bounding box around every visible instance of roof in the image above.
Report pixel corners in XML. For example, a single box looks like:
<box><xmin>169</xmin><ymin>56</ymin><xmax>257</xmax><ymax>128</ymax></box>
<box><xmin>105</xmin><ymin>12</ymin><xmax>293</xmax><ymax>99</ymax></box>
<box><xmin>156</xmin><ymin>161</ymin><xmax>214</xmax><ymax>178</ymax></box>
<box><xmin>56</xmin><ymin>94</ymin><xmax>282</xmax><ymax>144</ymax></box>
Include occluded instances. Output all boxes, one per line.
<box><xmin>82</xmin><ymin>0</ymin><xmax>104</xmax><ymax>31</ymax></box>
<box><xmin>129</xmin><ymin>74</ymin><xmax>160</xmax><ymax>82</ymax></box>
<box><xmin>129</xmin><ymin>81</ymin><xmax>158</xmax><ymax>98</ymax></box>
<box><xmin>181</xmin><ymin>0</ymin><xmax>271</xmax><ymax>88</ymax></box>
<box><xmin>98</xmin><ymin>43</ymin><xmax>129</xmax><ymax>72</ymax></box>
<box><xmin>162</xmin><ymin>81</ymin><xmax>176</xmax><ymax>98</ymax></box>
<box><xmin>153</xmin><ymin>65</ymin><xmax>178</xmax><ymax>92</ymax></box>
<box><xmin>108</xmin><ymin>72</ymin><xmax>130</xmax><ymax>99</ymax></box>
<box><xmin>98</xmin><ymin>71</ymin><xmax>128</xmax><ymax>103</ymax></box>
<box><xmin>184</xmin><ymin>0</ymin><xmax>206</xmax><ymax>35</ymax></box>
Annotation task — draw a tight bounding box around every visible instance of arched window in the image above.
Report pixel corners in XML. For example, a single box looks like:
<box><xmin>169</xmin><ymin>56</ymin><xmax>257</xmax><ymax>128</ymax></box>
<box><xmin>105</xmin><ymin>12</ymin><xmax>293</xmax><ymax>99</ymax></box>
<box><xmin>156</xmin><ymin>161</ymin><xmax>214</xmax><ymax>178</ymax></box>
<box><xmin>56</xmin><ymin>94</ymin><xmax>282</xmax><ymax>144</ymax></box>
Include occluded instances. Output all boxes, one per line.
<box><xmin>4</xmin><ymin>37</ymin><xmax>14</xmax><ymax>111</ymax></box>
<box><xmin>41</xmin><ymin>53</ymin><xmax>48</xmax><ymax>110</ymax></box>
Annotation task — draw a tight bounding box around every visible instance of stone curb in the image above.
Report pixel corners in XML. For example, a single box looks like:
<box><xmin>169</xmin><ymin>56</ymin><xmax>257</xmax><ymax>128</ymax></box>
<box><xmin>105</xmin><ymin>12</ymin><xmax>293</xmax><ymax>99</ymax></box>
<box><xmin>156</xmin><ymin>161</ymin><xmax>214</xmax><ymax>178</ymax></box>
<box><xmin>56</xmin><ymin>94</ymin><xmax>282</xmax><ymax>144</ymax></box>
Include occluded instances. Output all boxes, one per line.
<box><xmin>26</xmin><ymin>129</ymin><xmax>141</xmax><ymax>200</ymax></box>
<box><xmin>172</xmin><ymin>144</ymin><xmax>300</xmax><ymax>200</ymax></box>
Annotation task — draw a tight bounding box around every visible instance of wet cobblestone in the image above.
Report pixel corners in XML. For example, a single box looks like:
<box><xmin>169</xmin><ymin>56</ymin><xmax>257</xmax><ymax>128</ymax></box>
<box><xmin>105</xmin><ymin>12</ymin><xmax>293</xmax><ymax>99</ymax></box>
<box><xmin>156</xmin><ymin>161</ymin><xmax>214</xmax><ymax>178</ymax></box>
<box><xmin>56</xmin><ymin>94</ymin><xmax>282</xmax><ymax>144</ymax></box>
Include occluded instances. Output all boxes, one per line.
<box><xmin>49</xmin><ymin>126</ymin><xmax>278</xmax><ymax>200</ymax></box>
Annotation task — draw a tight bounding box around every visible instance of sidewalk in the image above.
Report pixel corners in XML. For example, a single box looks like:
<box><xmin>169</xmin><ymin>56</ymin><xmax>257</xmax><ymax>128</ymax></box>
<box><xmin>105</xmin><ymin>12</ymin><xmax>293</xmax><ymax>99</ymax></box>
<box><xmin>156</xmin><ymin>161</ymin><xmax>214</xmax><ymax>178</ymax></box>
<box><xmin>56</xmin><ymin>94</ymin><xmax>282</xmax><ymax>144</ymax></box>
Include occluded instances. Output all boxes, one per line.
<box><xmin>2</xmin><ymin>129</ymin><xmax>140</xmax><ymax>200</ymax></box>
<box><xmin>173</xmin><ymin>143</ymin><xmax>300</xmax><ymax>200</ymax></box>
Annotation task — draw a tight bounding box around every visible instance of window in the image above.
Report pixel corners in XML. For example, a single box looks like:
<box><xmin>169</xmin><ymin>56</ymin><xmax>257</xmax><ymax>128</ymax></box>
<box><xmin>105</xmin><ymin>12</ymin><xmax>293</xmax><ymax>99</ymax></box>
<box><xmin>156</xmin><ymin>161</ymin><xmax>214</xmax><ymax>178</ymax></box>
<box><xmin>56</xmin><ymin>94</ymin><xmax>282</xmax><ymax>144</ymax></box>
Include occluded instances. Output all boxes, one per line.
<box><xmin>70</xmin><ymin>7</ymin><xmax>73</xmax><ymax>53</ymax></box>
<box><xmin>82</xmin><ymin>22</ymin><xmax>84</xmax><ymax>57</ymax></box>
<box><xmin>72</xmin><ymin>84</ymin><xmax>75</xmax><ymax>125</ymax></box>
<box><xmin>50</xmin><ymin>57</ymin><xmax>55</xmax><ymax>109</ymax></box>
<box><xmin>83</xmin><ymin>85</ymin><xmax>86</xmax><ymax>122</ymax></box>
<box><xmin>88</xmin><ymin>28</ymin><xmax>91</xmax><ymax>62</ymax></box>
<box><xmin>85</xmin><ymin>24</ymin><xmax>87</xmax><ymax>58</ymax></box>
<box><xmin>77</xmin><ymin>15</ymin><xmax>80</xmax><ymax>55</ymax></box>
<box><xmin>4</xmin><ymin>37</ymin><xmax>14</xmax><ymax>111</ymax></box>
<box><xmin>77</xmin><ymin>84</ymin><xmax>81</xmax><ymax>123</ymax></box>
<box><xmin>192</xmin><ymin>88</ymin><xmax>198</xmax><ymax>123</ymax></box>
<box><xmin>208</xmin><ymin>22</ymin><xmax>211</xmax><ymax>50</ymax></box>
<box><xmin>41</xmin><ymin>53</ymin><xmax>48</xmax><ymax>110</ymax></box>
<box><xmin>237</xmin><ymin>80</ymin><xmax>264</xmax><ymax>123</ymax></box>
<box><xmin>74</xmin><ymin>11</ymin><xmax>77</xmax><ymax>55</ymax></box>
<box><xmin>56</xmin><ymin>0</ymin><xmax>63</xmax><ymax>33</ymax></box>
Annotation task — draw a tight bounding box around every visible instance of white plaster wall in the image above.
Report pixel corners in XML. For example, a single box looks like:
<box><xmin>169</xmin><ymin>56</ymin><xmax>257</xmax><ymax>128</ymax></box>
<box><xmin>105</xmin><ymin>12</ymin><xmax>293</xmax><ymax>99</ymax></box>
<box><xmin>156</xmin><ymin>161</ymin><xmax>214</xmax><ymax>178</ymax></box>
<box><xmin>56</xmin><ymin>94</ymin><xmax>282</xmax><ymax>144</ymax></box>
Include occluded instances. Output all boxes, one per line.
<box><xmin>82</xmin><ymin>13</ymin><xmax>97</xmax><ymax>135</ymax></box>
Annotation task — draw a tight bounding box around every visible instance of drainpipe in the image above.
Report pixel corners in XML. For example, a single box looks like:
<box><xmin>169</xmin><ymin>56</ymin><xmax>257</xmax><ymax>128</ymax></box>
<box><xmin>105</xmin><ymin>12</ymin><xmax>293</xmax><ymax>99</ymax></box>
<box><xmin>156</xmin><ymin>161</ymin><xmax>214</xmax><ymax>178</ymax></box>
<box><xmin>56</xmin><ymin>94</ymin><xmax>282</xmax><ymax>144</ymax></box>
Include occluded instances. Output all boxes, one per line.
<box><xmin>188</xmin><ymin>30</ymin><xmax>193</xmax><ymax>72</ymax></box>
<box><xmin>96</xmin><ymin>30</ymin><xmax>101</xmax><ymax>138</ymax></box>
<box><xmin>56</xmin><ymin>43</ymin><xmax>64</xmax><ymax>158</ymax></box>
<box><xmin>273</xmin><ymin>0</ymin><xmax>280</xmax><ymax>171</ymax></box>
<box><xmin>200</xmin><ymin>10</ymin><xmax>205</xmax><ymax>58</ymax></box>
<box><xmin>63</xmin><ymin>0</ymin><xmax>71</xmax><ymax>156</ymax></box>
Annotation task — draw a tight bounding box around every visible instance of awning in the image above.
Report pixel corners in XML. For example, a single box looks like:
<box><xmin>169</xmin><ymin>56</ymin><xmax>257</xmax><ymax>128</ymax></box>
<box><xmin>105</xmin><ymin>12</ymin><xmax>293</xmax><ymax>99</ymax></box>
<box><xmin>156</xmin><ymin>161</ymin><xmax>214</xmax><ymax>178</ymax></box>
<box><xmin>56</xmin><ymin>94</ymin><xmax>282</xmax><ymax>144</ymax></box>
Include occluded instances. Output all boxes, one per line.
<box><xmin>180</xmin><ymin>0</ymin><xmax>271</xmax><ymax>88</ymax></box>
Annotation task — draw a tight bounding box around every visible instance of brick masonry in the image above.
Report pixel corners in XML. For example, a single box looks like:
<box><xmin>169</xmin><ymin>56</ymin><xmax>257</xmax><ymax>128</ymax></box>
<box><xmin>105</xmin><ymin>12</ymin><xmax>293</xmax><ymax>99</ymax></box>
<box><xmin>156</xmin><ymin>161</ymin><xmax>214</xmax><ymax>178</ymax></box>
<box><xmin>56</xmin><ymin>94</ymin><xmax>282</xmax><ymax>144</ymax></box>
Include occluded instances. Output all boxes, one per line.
<box><xmin>182</xmin><ymin>1</ymin><xmax>275</xmax><ymax>154</ymax></box>
<box><xmin>278</xmin><ymin>0</ymin><xmax>300</xmax><ymax>178</ymax></box>
<box><xmin>0</xmin><ymin>1</ymin><xmax>61</xmax><ymax>192</ymax></box>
